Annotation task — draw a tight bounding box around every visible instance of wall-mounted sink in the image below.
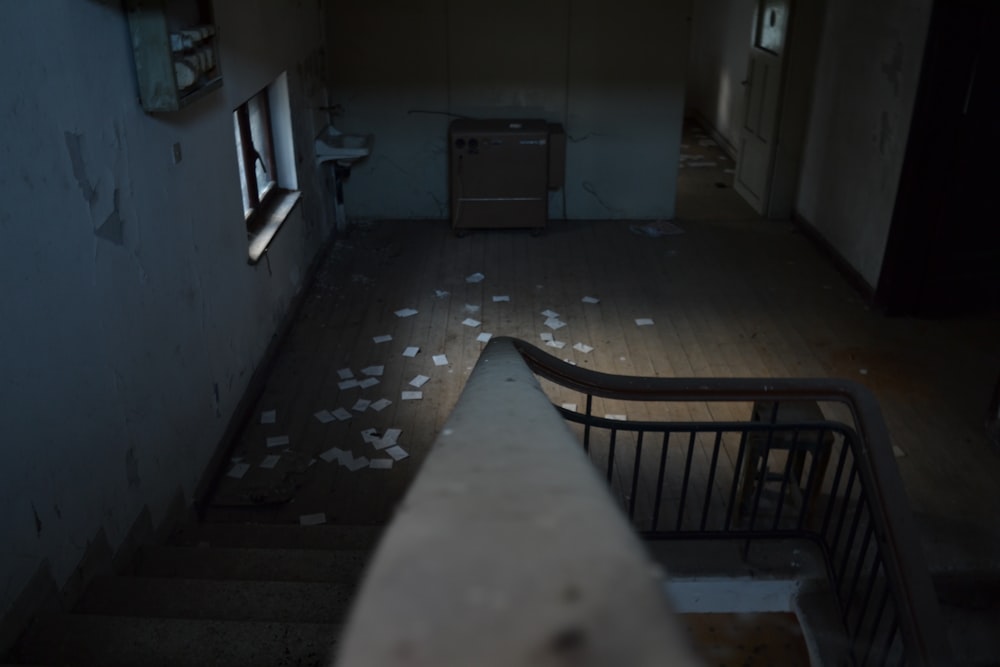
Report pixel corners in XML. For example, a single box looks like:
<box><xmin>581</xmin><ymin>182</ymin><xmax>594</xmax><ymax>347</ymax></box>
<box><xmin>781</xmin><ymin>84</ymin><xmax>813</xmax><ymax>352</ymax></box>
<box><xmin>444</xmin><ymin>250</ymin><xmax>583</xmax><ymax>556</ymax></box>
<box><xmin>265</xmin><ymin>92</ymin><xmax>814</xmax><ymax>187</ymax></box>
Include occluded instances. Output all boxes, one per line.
<box><xmin>315</xmin><ymin>126</ymin><xmax>373</xmax><ymax>166</ymax></box>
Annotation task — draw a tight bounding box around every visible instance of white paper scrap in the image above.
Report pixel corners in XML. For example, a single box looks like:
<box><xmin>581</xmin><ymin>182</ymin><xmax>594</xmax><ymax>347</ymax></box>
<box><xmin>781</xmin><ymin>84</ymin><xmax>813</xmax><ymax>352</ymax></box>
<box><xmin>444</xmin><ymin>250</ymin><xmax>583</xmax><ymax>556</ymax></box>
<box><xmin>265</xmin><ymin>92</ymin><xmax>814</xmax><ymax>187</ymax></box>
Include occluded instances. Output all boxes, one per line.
<box><xmin>266</xmin><ymin>435</ymin><xmax>290</xmax><ymax>448</ymax></box>
<box><xmin>462</xmin><ymin>318</ymin><xmax>481</xmax><ymax>328</ymax></box>
<box><xmin>892</xmin><ymin>445</ymin><xmax>906</xmax><ymax>458</ymax></box>
<box><xmin>373</xmin><ymin>334</ymin><xmax>393</xmax><ymax>344</ymax></box>
<box><xmin>410</xmin><ymin>374</ymin><xmax>430</xmax><ymax>388</ymax></box>
<box><xmin>260</xmin><ymin>409</ymin><xmax>276</xmax><ymax>424</ymax></box>
<box><xmin>346</xmin><ymin>456</ymin><xmax>370</xmax><ymax>472</ymax></box>
<box><xmin>540</xmin><ymin>332</ymin><xmax>554</xmax><ymax>342</ymax></box>
<box><xmin>541</xmin><ymin>309</ymin><xmax>560</xmax><ymax>318</ymax></box>
<box><xmin>561</xmin><ymin>403</ymin><xmax>578</xmax><ymax>412</ymax></box>
<box><xmin>299</xmin><ymin>513</ymin><xmax>327</xmax><ymax>526</ymax></box>
<box><xmin>375</xmin><ymin>428</ymin><xmax>402</xmax><ymax>450</ymax></box>
<box><xmin>337</xmin><ymin>368</ymin><xmax>354</xmax><ymax>380</ymax></box>
<box><xmin>314</xmin><ymin>410</ymin><xmax>335</xmax><ymax>424</ymax></box>
<box><xmin>434</xmin><ymin>289</ymin><xmax>450</xmax><ymax>298</ymax></box>
<box><xmin>358</xmin><ymin>377</ymin><xmax>380</xmax><ymax>389</ymax></box>
<box><xmin>226</xmin><ymin>462</ymin><xmax>250</xmax><ymax>479</ymax></box>
<box><xmin>320</xmin><ymin>447</ymin><xmax>349</xmax><ymax>464</ymax></box>
<box><xmin>466</xmin><ymin>272</ymin><xmax>485</xmax><ymax>283</ymax></box>
<box><xmin>361</xmin><ymin>365</ymin><xmax>385</xmax><ymax>376</ymax></box>
<box><xmin>605</xmin><ymin>414</ymin><xmax>627</xmax><ymax>421</ymax></box>
<box><xmin>573</xmin><ymin>342</ymin><xmax>594</xmax><ymax>353</ymax></box>
<box><xmin>369</xmin><ymin>458</ymin><xmax>393</xmax><ymax>469</ymax></box>
<box><xmin>433</xmin><ymin>354</ymin><xmax>449</xmax><ymax>366</ymax></box>
<box><xmin>492</xmin><ymin>295</ymin><xmax>510</xmax><ymax>302</ymax></box>
<box><xmin>464</xmin><ymin>304</ymin><xmax>480</xmax><ymax>313</ymax></box>
<box><xmin>402</xmin><ymin>346</ymin><xmax>420</xmax><ymax>358</ymax></box>
<box><xmin>394</xmin><ymin>308</ymin><xmax>418</xmax><ymax>318</ymax></box>
<box><xmin>401</xmin><ymin>391</ymin><xmax>423</xmax><ymax>400</ymax></box>
<box><xmin>360</xmin><ymin>428</ymin><xmax>379</xmax><ymax>445</ymax></box>
<box><xmin>352</xmin><ymin>398</ymin><xmax>371</xmax><ymax>412</ymax></box>
<box><xmin>386</xmin><ymin>445</ymin><xmax>410</xmax><ymax>461</ymax></box>
<box><xmin>635</xmin><ymin>318</ymin><xmax>655</xmax><ymax>326</ymax></box>
<box><xmin>477</xmin><ymin>332</ymin><xmax>493</xmax><ymax>343</ymax></box>
<box><xmin>338</xmin><ymin>379</ymin><xmax>360</xmax><ymax>390</ymax></box>
<box><xmin>332</xmin><ymin>407</ymin><xmax>352</xmax><ymax>421</ymax></box>
<box><xmin>370</xmin><ymin>398</ymin><xmax>392</xmax><ymax>412</ymax></box>
<box><xmin>582</xmin><ymin>296</ymin><xmax>600</xmax><ymax>304</ymax></box>
<box><xmin>544</xmin><ymin>317</ymin><xmax>567</xmax><ymax>330</ymax></box>
<box><xmin>260</xmin><ymin>454</ymin><xmax>281</xmax><ymax>469</ymax></box>
<box><xmin>546</xmin><ymin>340</ymin><xmax>567</xmax><ymax>350</ymax></box>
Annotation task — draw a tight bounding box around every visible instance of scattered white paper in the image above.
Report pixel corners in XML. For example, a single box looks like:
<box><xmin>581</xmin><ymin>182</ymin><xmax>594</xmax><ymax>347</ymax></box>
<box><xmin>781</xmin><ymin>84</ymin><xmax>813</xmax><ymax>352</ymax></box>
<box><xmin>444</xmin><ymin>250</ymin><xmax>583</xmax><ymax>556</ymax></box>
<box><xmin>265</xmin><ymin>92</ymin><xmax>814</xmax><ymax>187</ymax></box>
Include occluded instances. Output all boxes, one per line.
<box><xmin>337</xmin><ymin>368</ymin><xmax>354</xmax><ymax>380</ymax></box>
<box><xmin>260</xmin><ymin>409</ymin><xmax>276</xmax><ymax>424</ymax></box>
<box><xmin>541</xmin><ymin>309</ymin><xmax>560</xmax><ymax>318</ymax></box>
<box><xmin>358</xmin><ymin>377</ymin><xmax>380</xmax><ymax>389</ymax></box>
<box><xmin>374</xmin><ymin>428</ymin><xmax>402</xmax><ymax>450</ymax></box>
<box><xmin>338</xmin><ymin>379</ymin><xmax>360</xmax><ymax>390</ymax></box>
<box><xmin>352</xmin><ymin>398</ymin><xmax>371</xmax><ymax>412</ymax></box>
<box><xmin>226</xmin><ymin>462</ymin><xmax>250</xmax><ymax>479</ymax></box>
<box><xmin>394</xmin><ymin>308</ymin><xmax>418</xmax><ymax>318</ymax></box>
<box><xmin>477</xmin><ymin>332</ymin><xmax>493</xmax><ymax>343</ymax></box>
<box><xmin>373</xmin><ymin>334</ymin><xmax>393</xmax><ymax>344</ymax></box>
<box><xmin>385</xmin><ymin>445</ymin><xmax>410</xmax><ymax>461</ymax></box>
<box><xmin>433</xmin><ymin>354</ymin><xmax>449</xmax><ymax>366</ymax></box>
<box><xmin>360</xmin><ymin>428</ymin><xmax>379</xmax><ymax>445</ymax></box>
<box><xmin>544</xmin><ymin>317</ymin><xmax>567</xmax><ymax>330</ymax></box>
<box><xmin>362</xmin><ymin>365</ymin><xmax>385</xmax><ymax>376</ymax></box>
<box><xmin>582</xmin><ymin>296</ymin><xmax>600</xmax><ymax>304</ymax></box>
<box><xmin>266</xmin><ymin>435</ymin><xmax>290</xmax><ymax>448</ymax></box>
<box><xmin>892</xmin><ymin>445</ymin><xmax>906</xmax><ymax>458</ymax></box>
<box><xmin>402</xmin><ymin>346</ymin><xmax>420</xmax><ymax>358</ymax></box>
<box><xmin>299</xmin><ymin>513</ymin><xmax>327</xmax><ymax>526</ymax></box>
<box><xmin>332</xmin><ymin>407</ymin><xmax>352</xmax><ymax>421</ymax></box>
<box><xmin>346</xmin><ymin>456</ymin><xmax>370</xmax><ymax>472</ymax></box>
<box><xmin>410</xmin><ymin>374</ymin><xmax>430</xmax><ymax>388</ymax></box>
<box><xmin>369</xmin><ymin>458</ymin><xmax>393</xmax><ymax>469</ymax></box>
<box><xmin>401</xmin><ymin>391</ymin><xmax>423</xmax><ymax>400</ymax></box>
<box><xmin>320</xmin><ymin>447</ymin><xmax>349</xmax><ymax>464</ymax></box>
<box><xmin>434</xmin><ymin>289</ymin><xmax>450</xmax><ymax>298</ymax></box>
<box><xmin>540</xmin><ymin>332</ymin><xmax>554</xmax><ymax>342</ymax></box>
<box><xmin>573</xmin><ymin>342</ymin><xmax>594</xmax><ymax>353</ymax></box>
<box><xmin>605</xmin><ymin>414</ymin><xmax>627</xmax><ymax>421</ymax></box>
<box><xmin>314</xmin><ymin>410</ymin><xmax>335</xmax><ymax>424</ymax></box>
<box><xmin>466</xmin><ymin>272</ymin><xmax>485</xmax><ymax>283</ymax></box>
<box><xmin>464</xmin><ymin>304</ymin><xmax>480</xmax><ymax>313</ymax></box>
<box><xmin>492</xmin><ymin>295</ymin><xmax>510</xmax><ymax>302</ymax></box>
<box><xmin>859</xmin><ymin>368</ymin><xmax>869</xmax><ymax>376</ymax></box>
<box><xmin>635</xmin><ymin>318</ymin><xmax>655</xmax><ymax>327</ymax></box>
<box><xmin>462</xmin><ymin>318</ymin><xmax>481</xmax><ymax>328</ymax></box>
<box><xmin>260</xmin><ymin>454</ymin><xmax>281</xmax><ymax>469</ymax></box>
<box><xmin>370</xmin><ymin>398</ymin><xmax>392</xmax><ymax>412</ymax></box>
<box><xmin>561</xmin><ymin>403</ymin><xmax>578</xmax><ymax>412</ymax></box>
<box><xmin>546</xmin><ymin>340</ymin><xmax>567</xmax><ymax>350</ymax></box>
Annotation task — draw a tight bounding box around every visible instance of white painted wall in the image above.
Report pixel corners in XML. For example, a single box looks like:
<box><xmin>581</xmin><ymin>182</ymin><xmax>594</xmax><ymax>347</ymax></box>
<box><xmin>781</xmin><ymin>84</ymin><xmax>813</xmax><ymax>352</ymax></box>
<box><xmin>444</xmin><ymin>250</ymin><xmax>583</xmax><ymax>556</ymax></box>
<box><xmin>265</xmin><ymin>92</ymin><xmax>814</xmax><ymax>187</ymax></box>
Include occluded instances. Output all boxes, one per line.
<box><xmin>795</xmin><ymin>0</ymin><xmax>933</xmax><ymax>287</ymax></box>
<box><xmin>328</xmin><ymin>0</ymin><xmax>689</xmax><ymax>221</ymax></box>
<box><xmin>0</xmin><ymin>0</ymin><xmax>331</xmax><ymax>621</ymax></box>
<box><xmin>685</xmin><ymin>0</ymin><xmax>756</xmax><ymax>154</ymax></box>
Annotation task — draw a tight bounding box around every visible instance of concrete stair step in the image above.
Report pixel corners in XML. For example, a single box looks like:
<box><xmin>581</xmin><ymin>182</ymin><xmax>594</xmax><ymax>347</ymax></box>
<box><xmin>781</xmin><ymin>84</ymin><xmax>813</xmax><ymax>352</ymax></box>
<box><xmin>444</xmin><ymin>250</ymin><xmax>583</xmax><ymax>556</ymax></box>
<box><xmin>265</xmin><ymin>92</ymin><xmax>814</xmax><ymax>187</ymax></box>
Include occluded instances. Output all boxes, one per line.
<box><xmin>136</xmin><ymin>545</ymin><xmax>369</xmax><ymax>583</ymax></box>
<box><xmin>14</xmin><ymin>614</ymin><xmax>338</xmax><ymax>667</ymax></box>
<box><xmin>169</xmin><ymin>521</ymin><xmax>383</xmax><ymax>551</ymax></box>
<box><xmin>77</xmin><ymin>576</ymin><xmax>354</xmax><ymax>623</ymax></box>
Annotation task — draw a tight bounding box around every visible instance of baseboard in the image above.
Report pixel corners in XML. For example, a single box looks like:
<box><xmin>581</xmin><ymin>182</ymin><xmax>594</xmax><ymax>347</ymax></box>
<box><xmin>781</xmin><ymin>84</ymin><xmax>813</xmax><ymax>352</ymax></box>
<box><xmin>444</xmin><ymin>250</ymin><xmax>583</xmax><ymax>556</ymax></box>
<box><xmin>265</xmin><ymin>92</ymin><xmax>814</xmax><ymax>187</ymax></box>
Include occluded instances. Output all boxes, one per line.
<box><xmin>792</xmin><ymin>213</ymin><xmax>876</xmax><ymax>305</ymax></box>
<box><xmin>192</xmin><ymin>223</ymin><xmax>343</xmax><ymax>513</ymax></box>
<box><xmin>687</xmin><ymin>111</ymin><xmax>738</xmax><ymax>161</ymax></box>
<box><xmin>0</xmin><ymin>487</ymin><xmax>190</xmax><ymax>658</ymax></box>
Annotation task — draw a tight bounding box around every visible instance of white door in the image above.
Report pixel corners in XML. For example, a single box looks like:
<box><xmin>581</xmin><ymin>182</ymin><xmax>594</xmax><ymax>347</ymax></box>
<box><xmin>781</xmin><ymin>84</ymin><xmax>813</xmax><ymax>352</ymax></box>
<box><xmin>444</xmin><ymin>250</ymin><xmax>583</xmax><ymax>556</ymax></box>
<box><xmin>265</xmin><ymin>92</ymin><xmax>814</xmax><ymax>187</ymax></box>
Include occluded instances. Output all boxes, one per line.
<box><xmin>734</xmin><ymin>0</ymin><xmax>791</xmax><ymax>215</ymax></box>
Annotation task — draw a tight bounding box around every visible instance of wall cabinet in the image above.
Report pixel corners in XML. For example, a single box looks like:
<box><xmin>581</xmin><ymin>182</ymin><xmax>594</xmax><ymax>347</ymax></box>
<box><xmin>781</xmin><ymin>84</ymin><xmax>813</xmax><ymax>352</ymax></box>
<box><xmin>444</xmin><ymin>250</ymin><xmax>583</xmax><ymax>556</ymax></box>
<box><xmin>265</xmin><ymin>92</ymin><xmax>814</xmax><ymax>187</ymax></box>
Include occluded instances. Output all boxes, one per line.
<box><xmin>125</xmin><ymin>0</ymin><xmax>222</xmax><ymax>112</ymax></box>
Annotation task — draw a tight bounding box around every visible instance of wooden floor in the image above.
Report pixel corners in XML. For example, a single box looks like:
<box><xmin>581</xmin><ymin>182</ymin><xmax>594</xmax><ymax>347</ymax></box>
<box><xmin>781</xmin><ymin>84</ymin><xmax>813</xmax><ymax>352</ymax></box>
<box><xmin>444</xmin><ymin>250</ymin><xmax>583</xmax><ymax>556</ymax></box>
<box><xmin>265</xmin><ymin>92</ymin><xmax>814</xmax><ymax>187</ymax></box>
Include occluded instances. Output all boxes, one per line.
<box><xmin>207</xmin><ymin>124</ymin><xmax>1000</xmax><ymax>576</ymax></box>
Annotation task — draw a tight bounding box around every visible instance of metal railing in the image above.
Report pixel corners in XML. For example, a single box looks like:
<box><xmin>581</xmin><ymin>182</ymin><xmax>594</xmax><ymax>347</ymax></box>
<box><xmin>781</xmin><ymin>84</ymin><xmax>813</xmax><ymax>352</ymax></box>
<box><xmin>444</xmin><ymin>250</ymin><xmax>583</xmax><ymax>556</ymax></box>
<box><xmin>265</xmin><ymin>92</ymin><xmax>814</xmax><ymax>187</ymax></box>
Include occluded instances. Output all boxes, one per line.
<box><xmin>506</xmin><ymin>337</ymin><xmax>951</xmax><ymax>667</ymax></box>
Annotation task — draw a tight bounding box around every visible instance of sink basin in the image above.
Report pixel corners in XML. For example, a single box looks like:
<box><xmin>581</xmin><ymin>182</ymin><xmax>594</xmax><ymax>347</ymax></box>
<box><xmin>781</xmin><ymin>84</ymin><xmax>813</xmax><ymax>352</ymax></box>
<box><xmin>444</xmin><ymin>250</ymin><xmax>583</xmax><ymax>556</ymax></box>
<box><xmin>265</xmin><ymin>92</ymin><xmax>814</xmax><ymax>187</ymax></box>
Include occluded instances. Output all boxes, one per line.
<box><xmin>315</xmin><ymin>126</ymin><xmax>373</xmax><ymax>166</ymax></box>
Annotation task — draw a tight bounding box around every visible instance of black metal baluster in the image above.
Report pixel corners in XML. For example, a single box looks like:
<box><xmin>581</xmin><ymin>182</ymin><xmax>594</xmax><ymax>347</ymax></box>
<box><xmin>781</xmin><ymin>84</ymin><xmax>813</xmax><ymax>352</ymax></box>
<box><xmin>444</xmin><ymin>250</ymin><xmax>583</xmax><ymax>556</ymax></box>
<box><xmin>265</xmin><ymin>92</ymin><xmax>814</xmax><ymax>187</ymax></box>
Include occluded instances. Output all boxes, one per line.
<box><xmin>651</xmin><ymin>431</ymin><xmax>669</xmax><ymax>532</ymax></box>
<box><xmin>676</xmin><ymin>431</ymin><xmax>696</xmax><ymax>531</ymax></box>
<box><xmin>701</xmin><ymin>431</ymin><xmax>722</xmax><ymax>531</ymax></box>
<box><xmin>629</xmin><ymin>431</ymin><xmax>644</xmax><ymax>519</ymax></box>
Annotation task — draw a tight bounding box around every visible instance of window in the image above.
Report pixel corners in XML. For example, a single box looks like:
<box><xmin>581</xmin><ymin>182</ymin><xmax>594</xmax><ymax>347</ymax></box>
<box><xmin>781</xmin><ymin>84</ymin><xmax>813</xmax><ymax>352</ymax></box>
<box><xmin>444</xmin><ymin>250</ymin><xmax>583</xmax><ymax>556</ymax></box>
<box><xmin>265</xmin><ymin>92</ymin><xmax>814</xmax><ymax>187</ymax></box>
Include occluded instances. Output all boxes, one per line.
<box><xmin>233</xmin><ymin>72</ymin><xmax>300</xmax><ymax>263</ymax></box>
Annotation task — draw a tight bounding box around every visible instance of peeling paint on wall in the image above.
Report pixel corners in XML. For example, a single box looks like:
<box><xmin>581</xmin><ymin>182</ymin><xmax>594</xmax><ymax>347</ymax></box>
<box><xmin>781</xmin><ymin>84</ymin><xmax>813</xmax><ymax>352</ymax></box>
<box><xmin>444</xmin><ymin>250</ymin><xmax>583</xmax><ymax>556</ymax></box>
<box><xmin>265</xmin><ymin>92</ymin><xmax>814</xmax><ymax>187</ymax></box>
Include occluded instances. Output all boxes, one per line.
<box><xmin>95</xmin><ymin>188</ymin><xmax>124</xmax><ymax>245</ymax></box>
<box><xmin>64</xmin><ymin>131</ymin><xmax>96</xmax><ymax>203</ymax></box>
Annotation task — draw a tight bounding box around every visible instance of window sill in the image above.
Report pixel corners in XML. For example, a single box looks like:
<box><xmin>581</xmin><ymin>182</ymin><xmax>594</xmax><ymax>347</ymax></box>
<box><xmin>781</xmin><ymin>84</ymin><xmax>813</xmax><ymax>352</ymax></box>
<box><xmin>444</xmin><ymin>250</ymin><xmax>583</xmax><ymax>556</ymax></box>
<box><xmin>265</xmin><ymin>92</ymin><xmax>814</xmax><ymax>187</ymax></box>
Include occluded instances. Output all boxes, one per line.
<box><xmin>247</xmin><ymin>189</ymin><xmax>301</xmax><ymax>264</ymax></box>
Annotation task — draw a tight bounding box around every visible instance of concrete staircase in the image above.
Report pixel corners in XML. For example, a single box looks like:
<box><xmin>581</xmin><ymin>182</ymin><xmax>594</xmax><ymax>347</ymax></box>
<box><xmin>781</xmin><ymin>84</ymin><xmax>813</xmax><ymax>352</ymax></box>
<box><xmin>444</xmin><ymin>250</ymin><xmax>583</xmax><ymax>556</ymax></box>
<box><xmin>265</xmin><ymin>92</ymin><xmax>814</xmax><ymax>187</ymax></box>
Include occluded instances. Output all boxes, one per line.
<box><xmin>5</xmin><ymin>522</ymin><xmax>382</xmax><ymax>667</ymax></box>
